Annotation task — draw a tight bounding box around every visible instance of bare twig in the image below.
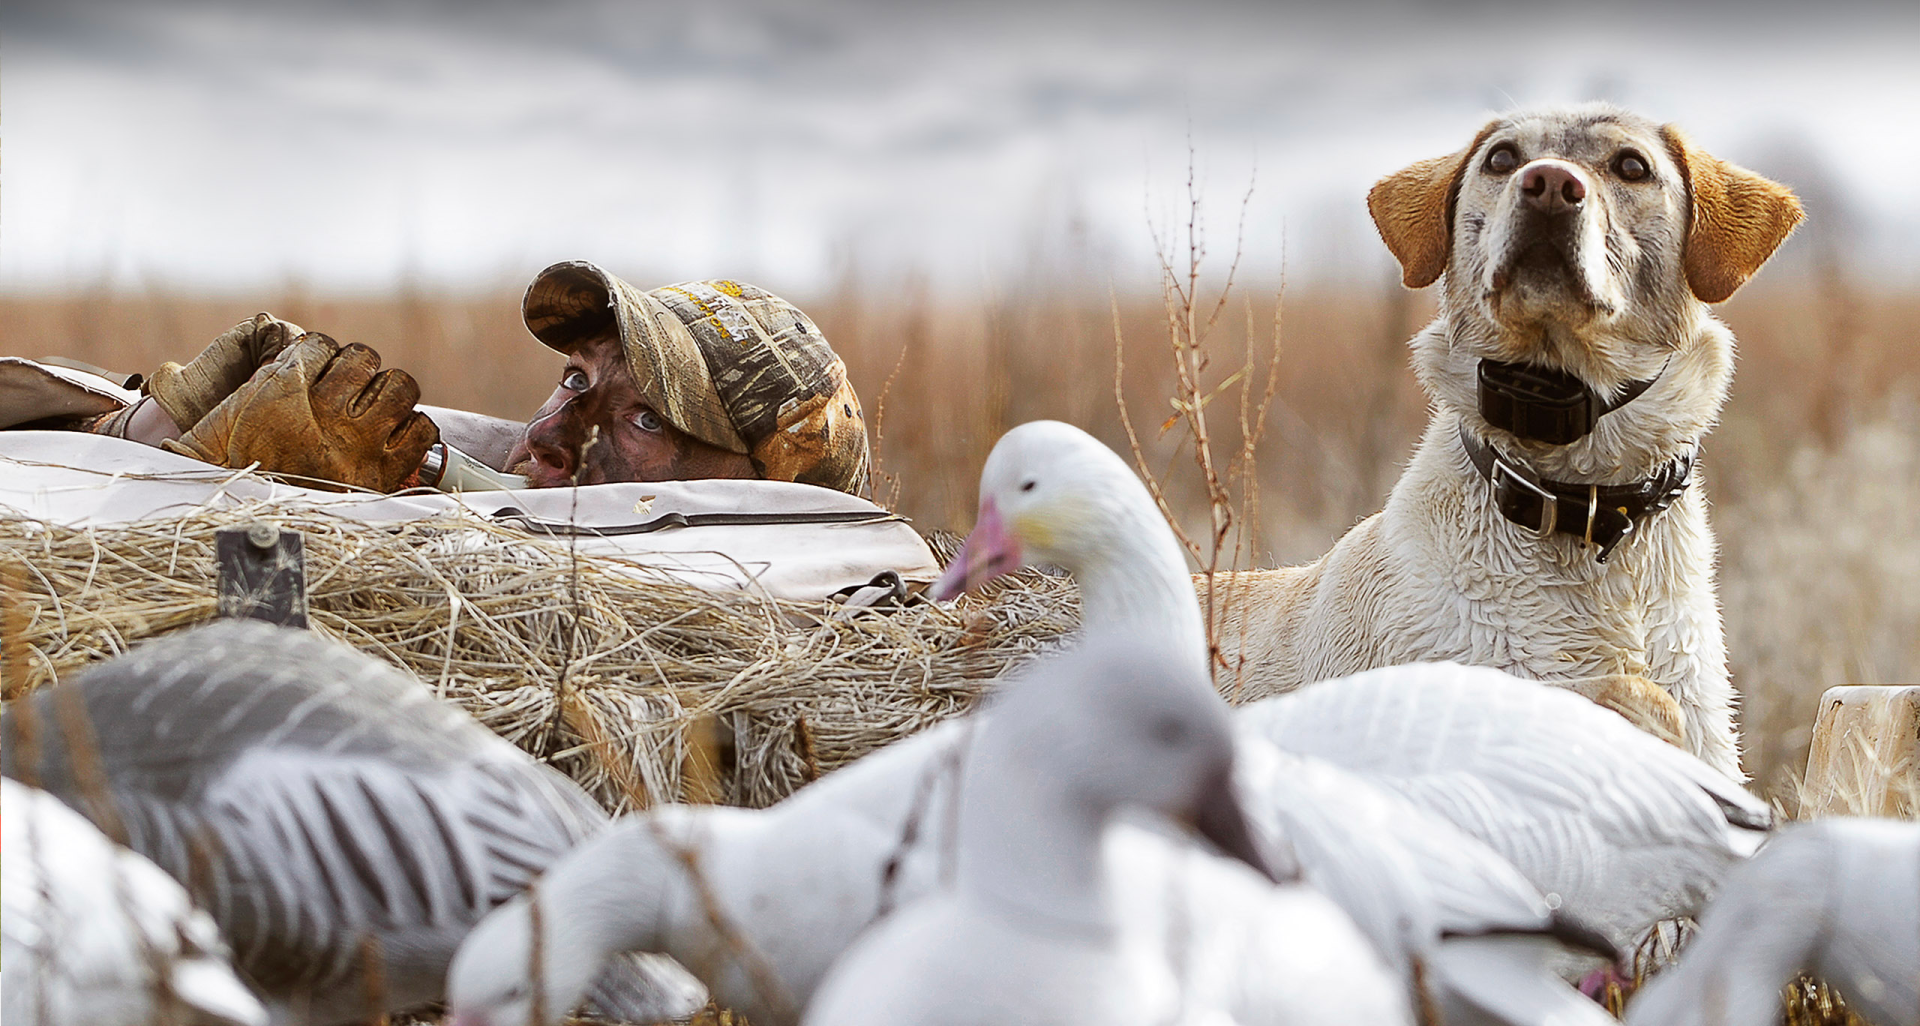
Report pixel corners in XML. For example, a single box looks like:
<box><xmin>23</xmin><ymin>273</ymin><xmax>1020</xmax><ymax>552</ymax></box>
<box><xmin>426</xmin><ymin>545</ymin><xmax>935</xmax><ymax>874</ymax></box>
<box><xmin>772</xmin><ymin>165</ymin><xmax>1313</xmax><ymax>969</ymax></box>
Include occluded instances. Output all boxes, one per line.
<box><xmin>649</xmin><ymin>816</ymin><xmax>800</xmax><ymax>1025</ymax></box>
<box><xmin>1116</xmin><ymin>145</ymin><xmax>1282</xmax><ymax>685</ymax></box>
<box><xmin>868</xmin><ymin>342</ymin><xmax>912</xmax><ymax>511</ymax></box>
<box><xmin>1114</xmin><ymin>287</ymin><xmax>1202</xmax><ymax>563</ymax></box>
<box><xmin>358</xmin><ymin>935</ymin><xmax>390</xmax><ymax>1026</ymax></box>
<box><xmin>527</xmin><ymin>881</ymin><xmax>547</xmax><ymax>1026</ymax></box>
<box><xmin>547</xmin><ymin>424</ymin><xmax>601</xmax><ymax>752</ymax></box>
<box><xmin>2</xmin><ymin>553</ymin><xmax>29</xmax><ymax>702</ymax></box>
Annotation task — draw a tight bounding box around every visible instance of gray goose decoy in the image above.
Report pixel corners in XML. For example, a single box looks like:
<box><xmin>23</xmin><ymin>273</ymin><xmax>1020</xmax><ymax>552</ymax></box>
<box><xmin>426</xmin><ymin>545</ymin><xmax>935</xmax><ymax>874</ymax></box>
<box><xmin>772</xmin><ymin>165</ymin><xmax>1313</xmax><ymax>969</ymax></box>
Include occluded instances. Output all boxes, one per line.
<box><xmin>1</xmin><ymin>619</ymin><xmax>703</xmax><ymax>1026</ymax></box>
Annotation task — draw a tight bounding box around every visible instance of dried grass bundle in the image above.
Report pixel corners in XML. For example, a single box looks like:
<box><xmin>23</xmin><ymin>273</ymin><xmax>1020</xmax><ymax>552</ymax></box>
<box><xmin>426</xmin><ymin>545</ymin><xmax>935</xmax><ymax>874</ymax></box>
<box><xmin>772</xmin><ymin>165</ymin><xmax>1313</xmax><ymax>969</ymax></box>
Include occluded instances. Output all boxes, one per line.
<box><xmin>1783</xmin><ymin>976</ymin><xmax>1875</xmax><ymax>1026</ymax></box>
<box><xmin>0</xmin><ymin>503</ymin><xmax>1079</xmax><ymax>810</ymax></box>
<box><xmin>1607</xmin><ymin>926</ymin><xmax>1876</xmax><ymax>1026</ymax></box>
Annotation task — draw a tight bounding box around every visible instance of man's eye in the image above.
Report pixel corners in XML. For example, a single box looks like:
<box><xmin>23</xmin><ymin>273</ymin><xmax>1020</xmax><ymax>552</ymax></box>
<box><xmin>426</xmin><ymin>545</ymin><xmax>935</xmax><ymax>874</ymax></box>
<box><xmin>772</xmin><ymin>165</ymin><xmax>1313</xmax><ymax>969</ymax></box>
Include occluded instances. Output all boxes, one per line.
<box><xmin>562</xmin><ymin>369</ymin><xmax>589</xmax><ymax>391</ymax></box>
<box><xmin>633</xmin><ymin>409</ymin><xmax>663</xmax><ymax>432</ymax></box>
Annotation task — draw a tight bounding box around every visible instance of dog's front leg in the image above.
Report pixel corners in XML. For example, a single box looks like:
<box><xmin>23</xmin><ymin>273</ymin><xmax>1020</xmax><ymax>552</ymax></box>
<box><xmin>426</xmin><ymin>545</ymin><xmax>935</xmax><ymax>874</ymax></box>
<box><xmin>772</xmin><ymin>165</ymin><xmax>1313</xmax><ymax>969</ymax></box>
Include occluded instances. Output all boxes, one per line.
<box><xmin>1557</xmin><ymin>674</ymin><xmax>1688</xmax><ymax>750</ymax></box>
<box><xmin>1642</xmin><ymin>507</ymin><xmax>1744</xmax><ymax>779</ymax></box>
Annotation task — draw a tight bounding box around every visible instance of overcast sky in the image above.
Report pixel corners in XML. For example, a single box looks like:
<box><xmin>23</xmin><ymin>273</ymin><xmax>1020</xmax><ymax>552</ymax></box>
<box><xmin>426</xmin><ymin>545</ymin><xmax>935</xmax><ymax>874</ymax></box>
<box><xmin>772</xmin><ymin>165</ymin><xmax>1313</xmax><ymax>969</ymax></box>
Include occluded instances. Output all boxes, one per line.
<box><xmin>4</xmin><ymin>0</ymin><xmax>1917</xmax><ymax>297</ymax></box>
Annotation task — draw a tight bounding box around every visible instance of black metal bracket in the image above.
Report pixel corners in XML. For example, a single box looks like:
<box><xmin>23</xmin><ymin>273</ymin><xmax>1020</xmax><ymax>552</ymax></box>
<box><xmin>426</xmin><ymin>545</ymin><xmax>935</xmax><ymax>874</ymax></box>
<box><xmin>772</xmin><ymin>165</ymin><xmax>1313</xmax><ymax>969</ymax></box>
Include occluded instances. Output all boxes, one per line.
<box><xmin>215</xmin><ymin>523</ymin><xmax>308</xmax><ymax>628</ymax></box>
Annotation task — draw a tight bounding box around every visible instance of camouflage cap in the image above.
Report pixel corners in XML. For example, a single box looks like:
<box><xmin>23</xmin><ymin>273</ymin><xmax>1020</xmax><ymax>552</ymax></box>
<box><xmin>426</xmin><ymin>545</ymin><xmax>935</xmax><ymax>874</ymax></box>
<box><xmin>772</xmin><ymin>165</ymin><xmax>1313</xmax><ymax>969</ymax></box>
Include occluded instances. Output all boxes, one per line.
<box><xmin>522</xmin><ymin>261</ymin><xmax>870</xmax><ymax>495</ymax></box>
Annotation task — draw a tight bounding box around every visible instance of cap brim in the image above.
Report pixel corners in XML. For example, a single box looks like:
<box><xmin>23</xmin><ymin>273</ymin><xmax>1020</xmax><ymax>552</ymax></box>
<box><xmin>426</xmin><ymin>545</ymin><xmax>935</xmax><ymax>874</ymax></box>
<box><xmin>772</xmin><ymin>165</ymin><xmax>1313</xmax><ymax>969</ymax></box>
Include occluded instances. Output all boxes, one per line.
<box><xmin>522</xmin><ymin>261</ymin><xmax>746</xmax><ymax>454</ymax></box>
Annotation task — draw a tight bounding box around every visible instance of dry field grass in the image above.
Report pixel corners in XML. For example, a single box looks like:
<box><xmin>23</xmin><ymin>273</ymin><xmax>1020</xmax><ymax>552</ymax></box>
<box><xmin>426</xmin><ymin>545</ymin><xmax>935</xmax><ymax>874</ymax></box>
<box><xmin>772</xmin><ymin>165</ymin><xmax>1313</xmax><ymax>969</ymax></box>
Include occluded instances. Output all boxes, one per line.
<box><xmin>4</xmin><ymin>268</ymin><xmax>1916</xmax><ymax>801</ymax></box>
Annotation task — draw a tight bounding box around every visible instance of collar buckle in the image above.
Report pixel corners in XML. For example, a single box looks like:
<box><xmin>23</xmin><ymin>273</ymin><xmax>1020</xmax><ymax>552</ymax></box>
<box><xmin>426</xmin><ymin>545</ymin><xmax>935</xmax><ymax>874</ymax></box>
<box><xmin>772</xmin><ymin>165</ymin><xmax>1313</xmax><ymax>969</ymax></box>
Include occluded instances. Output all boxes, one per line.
<box><xmin>1458</xmin><ymin>419</ymin><xmax>1695</xmax><ymax>563</ymax></box>
<box><xmin>1489</xmin><ymin>456</ymin><xmax>1558</xmax><ymax>537</ymax></box>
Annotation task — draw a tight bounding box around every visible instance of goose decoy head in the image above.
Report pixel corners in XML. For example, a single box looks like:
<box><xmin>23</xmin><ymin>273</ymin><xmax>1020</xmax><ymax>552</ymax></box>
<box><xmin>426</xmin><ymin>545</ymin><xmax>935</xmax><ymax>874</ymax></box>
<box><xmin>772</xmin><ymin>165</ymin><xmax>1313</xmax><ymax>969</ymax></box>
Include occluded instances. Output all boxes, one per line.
<box><xmin>933</xmin><ymin>420</ymin><xmax>1167</xmax><ymax>600</ymax></box>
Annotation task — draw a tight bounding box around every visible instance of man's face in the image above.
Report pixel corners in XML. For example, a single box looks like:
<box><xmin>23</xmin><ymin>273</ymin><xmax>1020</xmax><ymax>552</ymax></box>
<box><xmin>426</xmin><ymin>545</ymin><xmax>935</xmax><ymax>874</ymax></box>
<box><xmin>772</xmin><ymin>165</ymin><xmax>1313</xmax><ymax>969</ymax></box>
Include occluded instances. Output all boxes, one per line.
<box><xmin>506</xmin><ymin>333</ymin><xmax>756</xmax><ymax>488</ymax></box>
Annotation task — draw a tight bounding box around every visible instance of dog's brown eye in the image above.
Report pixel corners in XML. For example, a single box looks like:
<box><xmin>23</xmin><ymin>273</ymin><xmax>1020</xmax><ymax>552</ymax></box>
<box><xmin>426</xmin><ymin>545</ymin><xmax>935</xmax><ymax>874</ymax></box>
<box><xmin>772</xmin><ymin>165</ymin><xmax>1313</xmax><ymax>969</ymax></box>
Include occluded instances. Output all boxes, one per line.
<box><xmin>1614</xmin><ymin>151</ymin><xmax>1650</xmax><ymax>182</ymax></box>
<box><xmin>1485</xmin><ymin>145</ymin><xmax>1519</xmax><ymax>175</ymax></box>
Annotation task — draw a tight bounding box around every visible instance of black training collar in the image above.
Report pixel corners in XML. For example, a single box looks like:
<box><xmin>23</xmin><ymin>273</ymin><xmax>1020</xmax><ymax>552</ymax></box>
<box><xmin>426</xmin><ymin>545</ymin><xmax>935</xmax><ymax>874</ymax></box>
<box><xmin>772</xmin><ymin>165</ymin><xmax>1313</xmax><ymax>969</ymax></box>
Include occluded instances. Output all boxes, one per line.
<box><xmin>1478</xmin><ymin>359</ymin><xmax>1661</xmax><ymax>446</ymax></box>
<box><xmin>1457</xmin><ymin>421</ymin><xmax>1695</xmax><ymax>563</ymax></box>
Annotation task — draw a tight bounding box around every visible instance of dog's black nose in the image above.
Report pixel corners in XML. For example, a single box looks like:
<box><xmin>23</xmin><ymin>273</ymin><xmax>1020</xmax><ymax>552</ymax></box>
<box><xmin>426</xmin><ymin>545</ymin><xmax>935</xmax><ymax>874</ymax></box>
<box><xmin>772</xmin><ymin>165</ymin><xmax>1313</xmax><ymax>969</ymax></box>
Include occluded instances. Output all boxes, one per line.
<box><xmin>1520</xmin><ymin>161</ymin><xmax>1586</xmax><ymax>214</ymax></box>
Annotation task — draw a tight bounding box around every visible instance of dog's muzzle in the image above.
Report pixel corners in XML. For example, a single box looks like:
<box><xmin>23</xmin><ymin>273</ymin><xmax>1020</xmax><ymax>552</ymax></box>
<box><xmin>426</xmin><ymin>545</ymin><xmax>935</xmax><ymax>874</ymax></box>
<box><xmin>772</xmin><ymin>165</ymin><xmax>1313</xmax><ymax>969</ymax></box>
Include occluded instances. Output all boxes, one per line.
<box><xmin>1477</xmin><ymin>359</ymin><xmax>1661</xmax><ymax>446</ymax></box>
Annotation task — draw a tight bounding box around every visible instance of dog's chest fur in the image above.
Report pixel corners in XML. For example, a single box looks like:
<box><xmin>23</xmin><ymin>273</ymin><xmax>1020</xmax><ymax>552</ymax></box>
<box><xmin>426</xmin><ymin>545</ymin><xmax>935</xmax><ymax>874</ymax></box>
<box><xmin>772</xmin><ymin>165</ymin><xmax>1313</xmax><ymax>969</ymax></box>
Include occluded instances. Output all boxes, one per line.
<box><xmin>1221</xmin><ymin>432</ymin><xmax>1704</xmax><ymax>660</ymax></box>
<box><xmin>1213</xmin><ymin>421</ymin><xmax>1736</xmax><ymax>775</ymax></box>
<box><xmin>1210</xmin><ymin>309</ymin><xmax>1741</xmax><ymax>777</ymax></box>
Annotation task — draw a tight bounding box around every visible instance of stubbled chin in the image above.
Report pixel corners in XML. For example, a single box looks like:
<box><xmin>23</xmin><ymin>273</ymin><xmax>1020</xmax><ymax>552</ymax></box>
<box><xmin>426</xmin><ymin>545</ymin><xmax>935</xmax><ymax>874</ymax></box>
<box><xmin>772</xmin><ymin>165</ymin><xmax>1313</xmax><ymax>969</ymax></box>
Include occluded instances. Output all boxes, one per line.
<box><xmin>514</xmin><ymin>462</ymin><xmax>569</xmax><ymax>489</ymax></box>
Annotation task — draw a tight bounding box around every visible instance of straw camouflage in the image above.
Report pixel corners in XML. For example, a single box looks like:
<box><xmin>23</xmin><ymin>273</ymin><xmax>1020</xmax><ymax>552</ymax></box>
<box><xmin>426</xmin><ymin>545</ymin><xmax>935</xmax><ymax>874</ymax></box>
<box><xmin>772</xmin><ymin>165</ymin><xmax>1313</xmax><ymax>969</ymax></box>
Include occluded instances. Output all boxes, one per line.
<box><xmin>523</xmin><ymin>261</ymin><xmax>870</xmax><ymax>496</ymax></box>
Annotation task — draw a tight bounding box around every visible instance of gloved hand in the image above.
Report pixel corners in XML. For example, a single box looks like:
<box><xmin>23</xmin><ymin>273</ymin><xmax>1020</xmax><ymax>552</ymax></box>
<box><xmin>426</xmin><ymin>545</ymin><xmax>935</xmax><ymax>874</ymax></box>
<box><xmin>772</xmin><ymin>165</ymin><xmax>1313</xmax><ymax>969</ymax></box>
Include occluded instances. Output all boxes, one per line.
<box><xmin>166</xmin><ymin>333</ymin><xmax>439</xmax><ymax>493</ymax></box>
<box><xmin>145</xmin><ymin>313</ymin><xmax>306</xmax><ymax>433</ymax></box>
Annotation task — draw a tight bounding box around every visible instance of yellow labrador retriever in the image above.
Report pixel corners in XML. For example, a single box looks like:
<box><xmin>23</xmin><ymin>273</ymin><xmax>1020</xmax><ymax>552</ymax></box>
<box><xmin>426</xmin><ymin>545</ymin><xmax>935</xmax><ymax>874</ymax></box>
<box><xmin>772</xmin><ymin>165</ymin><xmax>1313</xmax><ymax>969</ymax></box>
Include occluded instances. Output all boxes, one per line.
<box><xmin>1210</xmin><ymin>103</ymin><xmax>1800</xmax><ymax>778</ymax></box>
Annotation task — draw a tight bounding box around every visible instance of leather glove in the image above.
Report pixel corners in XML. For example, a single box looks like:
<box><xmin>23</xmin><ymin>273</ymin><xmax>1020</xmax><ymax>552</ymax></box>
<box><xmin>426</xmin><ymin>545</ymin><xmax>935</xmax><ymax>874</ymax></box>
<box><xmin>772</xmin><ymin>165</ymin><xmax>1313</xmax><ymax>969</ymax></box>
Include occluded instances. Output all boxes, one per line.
<box><xmin>145</xmin><ymin>313</ymin><xmax>305</xmax><ymax>433</ymax></box>
<box><xmin>166</xmin><ymin>333</ymin><xmax>439</xmax><ymax>492</ymax></box>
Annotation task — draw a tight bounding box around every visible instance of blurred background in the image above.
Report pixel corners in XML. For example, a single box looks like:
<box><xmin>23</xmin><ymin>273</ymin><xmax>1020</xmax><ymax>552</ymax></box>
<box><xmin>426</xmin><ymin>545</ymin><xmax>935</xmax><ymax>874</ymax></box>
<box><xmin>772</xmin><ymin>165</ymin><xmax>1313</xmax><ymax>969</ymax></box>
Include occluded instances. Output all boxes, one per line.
<box><xmin>4</xmin><ymin>0</ymin><xmax>1917</xmax><ymax>794</ymax></box>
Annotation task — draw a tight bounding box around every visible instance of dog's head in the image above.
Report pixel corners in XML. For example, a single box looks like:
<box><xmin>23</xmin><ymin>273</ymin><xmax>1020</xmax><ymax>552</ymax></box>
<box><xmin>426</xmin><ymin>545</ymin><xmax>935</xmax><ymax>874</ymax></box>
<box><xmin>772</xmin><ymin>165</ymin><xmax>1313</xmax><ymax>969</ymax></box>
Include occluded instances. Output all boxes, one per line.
<box><xmin>1371</xmin><ymin>103</ymin><xmax>1800</xmax><ymax>362</ymax></box>
<box><xmin>1370</xmin><ymin>105</ymin><xmax>1801</xmax><ymax>465</ymax></box>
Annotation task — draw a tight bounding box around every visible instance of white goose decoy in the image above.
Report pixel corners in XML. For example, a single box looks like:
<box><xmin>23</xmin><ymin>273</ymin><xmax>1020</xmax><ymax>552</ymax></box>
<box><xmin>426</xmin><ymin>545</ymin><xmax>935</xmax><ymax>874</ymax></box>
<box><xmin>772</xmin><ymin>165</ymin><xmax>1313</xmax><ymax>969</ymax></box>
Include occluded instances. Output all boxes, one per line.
<box><xmin>801</xmin><ymin>636</ymin><xmax>1408</xmax><ymax>1026</ymax></box>
<box><xmin>1232</xmin><ymin>735</ymin><xmax>1619</xmax><ymax>1026</ymax></box>
<box><xmin>932</xmin><ymin>420</ymin><xmax>1772</xmax><ymax>957</ymax></box>
<box><xmin>0</xmin><ymin>620</ymin><xmax>704</xmax><ymax>1026</ymax></box>
<box><xmin>1236</xmin><ymin>661</ymin><xmax>1770</xmax><ymax>959</ymax></box>
<box><xmin>1625</xmin><ymin>817</ymin><xmax>1919</xmax><ymax>1026</ymax></box>
<box><xmin>441</xmin><ymin>676</ymin><xmax>1608</xmax><ymax>1026</ymax></box>
<box><xmin>446</xmin><ymin>719</ymin><xmax>976</xmax><ymax>1026</ymax></box>
<box><xmin>3</xmin><ymin>777</ymin><xmax>268</xmax><ymax>1026</ymax></box>
<box><xmin>445</xmin><ymin>694</ymin><xmax>1403</xmax><ymax>1026</ymax></box>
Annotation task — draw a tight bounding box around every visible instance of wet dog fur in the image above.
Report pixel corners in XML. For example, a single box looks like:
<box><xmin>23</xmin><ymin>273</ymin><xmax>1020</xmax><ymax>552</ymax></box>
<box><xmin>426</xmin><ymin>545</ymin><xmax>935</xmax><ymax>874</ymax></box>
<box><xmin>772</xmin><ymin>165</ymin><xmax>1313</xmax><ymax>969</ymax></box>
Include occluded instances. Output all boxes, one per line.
<box><xmin>1208</xmin><ymin>103</ymin><xmax>1801</xmax><ymax>778</ymax></box>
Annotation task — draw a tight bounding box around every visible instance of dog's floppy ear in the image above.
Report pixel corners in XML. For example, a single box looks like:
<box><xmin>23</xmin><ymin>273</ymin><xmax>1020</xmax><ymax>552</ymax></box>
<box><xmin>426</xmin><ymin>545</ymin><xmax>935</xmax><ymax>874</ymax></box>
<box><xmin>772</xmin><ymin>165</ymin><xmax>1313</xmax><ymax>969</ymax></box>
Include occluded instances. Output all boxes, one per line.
<box><xmin>1368</xmin><ymin>121</ymin><xmax>1498</xmax><ymax>289</ymax></box>
<box><xmin>1661</xmin><ymin>125</ymin><xmax>1805</xmax><ymax>304</ymax></box>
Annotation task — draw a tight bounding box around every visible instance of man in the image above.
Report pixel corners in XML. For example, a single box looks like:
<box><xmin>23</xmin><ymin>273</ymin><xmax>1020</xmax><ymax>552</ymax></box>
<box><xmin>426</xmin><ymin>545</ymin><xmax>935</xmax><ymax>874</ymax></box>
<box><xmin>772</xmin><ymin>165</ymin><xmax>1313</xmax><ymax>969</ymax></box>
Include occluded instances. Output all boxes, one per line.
<box><xmin>512</xmin><ymin>262</ymin><xmax>868</xmax><ymax>493</ymax></box>
<box><xmin>27</xmin><ymin>261</ymin><xmax>870</xmax><ymax>496</ymax></box>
